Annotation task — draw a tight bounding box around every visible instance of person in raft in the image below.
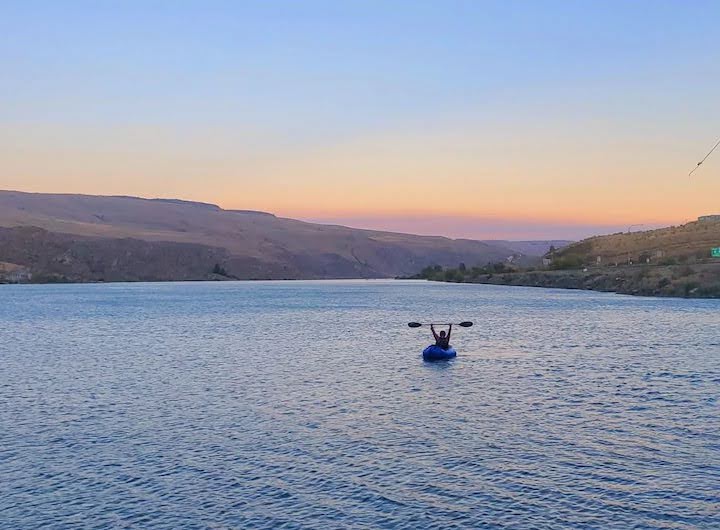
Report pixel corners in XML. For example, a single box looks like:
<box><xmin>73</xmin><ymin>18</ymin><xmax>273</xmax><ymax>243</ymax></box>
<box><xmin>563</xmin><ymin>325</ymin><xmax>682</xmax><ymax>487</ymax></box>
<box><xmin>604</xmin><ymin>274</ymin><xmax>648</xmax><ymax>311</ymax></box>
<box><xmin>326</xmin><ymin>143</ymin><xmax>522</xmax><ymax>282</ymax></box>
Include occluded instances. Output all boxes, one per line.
<box><xmin>431</xmin><ymin>324</ymin><xmax>452</xmax><ymax>350</ymax></box>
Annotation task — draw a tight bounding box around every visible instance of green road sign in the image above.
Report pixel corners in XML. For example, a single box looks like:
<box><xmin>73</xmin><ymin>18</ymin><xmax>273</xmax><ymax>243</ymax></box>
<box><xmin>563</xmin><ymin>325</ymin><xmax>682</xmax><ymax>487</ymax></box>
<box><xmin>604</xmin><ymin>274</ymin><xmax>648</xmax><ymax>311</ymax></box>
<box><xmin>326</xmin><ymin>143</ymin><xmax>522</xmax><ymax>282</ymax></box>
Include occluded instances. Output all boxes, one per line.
<box><xmin>712</xmin><ymin>247</ymin><xmax>720</xmax><ymax>258</ymax></box>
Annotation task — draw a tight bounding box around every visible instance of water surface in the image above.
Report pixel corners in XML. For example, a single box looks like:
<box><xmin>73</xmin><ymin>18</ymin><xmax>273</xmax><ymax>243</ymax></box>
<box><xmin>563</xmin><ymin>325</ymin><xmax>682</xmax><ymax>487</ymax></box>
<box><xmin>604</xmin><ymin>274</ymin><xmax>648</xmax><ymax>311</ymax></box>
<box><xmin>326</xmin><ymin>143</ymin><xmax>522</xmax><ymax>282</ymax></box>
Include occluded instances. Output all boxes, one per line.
<box><xmin>1</xmin><ymin>280</ymin><xmax>719</xmax><ymax>528</ymax></box>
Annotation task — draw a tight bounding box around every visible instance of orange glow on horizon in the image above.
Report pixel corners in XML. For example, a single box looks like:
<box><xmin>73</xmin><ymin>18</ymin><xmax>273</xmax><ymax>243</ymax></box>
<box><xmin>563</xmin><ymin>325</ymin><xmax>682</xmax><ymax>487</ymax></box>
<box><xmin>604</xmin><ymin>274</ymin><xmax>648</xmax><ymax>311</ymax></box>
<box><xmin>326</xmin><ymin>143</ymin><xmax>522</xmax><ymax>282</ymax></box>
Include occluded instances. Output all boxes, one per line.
<box><xmin>2</xmin><ymin>116</ymin><xmax>718</xmax><ymax>231</ymax></box>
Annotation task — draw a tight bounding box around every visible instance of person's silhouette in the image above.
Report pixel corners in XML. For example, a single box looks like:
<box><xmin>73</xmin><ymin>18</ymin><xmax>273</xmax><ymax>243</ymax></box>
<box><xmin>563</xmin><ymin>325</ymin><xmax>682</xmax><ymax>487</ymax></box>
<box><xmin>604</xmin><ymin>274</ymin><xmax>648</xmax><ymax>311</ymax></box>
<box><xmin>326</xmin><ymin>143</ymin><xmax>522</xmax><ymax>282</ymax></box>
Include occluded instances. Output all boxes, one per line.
<box><xmin>431</xmin><ymin>324</ymin><xmax>452</xmax><ymax>350</ymax></box>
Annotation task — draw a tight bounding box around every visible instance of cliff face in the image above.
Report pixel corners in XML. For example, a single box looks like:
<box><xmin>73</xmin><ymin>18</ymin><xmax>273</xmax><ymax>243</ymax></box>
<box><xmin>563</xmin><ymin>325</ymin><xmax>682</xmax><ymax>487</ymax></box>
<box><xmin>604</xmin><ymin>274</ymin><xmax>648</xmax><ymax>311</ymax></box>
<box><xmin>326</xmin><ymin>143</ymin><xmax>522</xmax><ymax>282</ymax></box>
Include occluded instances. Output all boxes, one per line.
<box><xmin>0</xmin><ymin>226</ymin><xmax>393</xmax><ymax>282</ymax></box>
<box><xmin>0</xmin><ymin>227</ymin><xmax>235</xmax><ymax>283</ymax></box>
<box><xmin>0</xmin><ymin>191</ymin><xmax>529</xmax><ymax>282</ymax></box>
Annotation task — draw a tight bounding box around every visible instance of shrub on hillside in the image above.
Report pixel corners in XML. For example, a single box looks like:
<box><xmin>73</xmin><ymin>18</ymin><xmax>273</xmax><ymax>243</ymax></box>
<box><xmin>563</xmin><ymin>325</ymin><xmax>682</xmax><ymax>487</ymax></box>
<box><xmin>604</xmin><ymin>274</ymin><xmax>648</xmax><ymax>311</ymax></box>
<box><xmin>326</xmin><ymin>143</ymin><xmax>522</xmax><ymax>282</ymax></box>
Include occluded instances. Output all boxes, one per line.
<box><xmin>212</xmin><ymin>263</ymin><xmax>228</xmax><ymax>276</ymax></box>
<box><xmin>444</xmin><ymin>269</ymin><xmax>460</xmax><ymax>282</ymax></box>
<box><xmin>550</xmin><ymin>255</ymin><xmax>584</xmax><ymax>270</ymax></box>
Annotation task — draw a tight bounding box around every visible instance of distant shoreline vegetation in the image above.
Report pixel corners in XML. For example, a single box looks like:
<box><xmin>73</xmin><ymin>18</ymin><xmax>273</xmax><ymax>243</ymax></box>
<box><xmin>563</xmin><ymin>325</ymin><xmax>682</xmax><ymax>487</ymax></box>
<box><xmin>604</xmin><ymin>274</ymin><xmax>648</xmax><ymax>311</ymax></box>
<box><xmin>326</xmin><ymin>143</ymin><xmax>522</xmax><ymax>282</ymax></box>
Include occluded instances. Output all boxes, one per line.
<box><xmin>404</xmin><ymin>262</ymin><xmax>517</xmax><ymax>282</ymax></box>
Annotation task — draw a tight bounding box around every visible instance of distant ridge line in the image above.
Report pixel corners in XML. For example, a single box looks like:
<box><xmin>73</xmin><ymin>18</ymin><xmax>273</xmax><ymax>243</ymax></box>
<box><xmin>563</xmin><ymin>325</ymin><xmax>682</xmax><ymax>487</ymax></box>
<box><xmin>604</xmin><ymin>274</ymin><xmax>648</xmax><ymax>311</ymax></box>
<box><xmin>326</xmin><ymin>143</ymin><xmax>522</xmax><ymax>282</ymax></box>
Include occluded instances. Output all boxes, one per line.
<box><xmin>0</xmin><ymin>190</ymin><xmax>276</xmax><ymax>217</ymax></box>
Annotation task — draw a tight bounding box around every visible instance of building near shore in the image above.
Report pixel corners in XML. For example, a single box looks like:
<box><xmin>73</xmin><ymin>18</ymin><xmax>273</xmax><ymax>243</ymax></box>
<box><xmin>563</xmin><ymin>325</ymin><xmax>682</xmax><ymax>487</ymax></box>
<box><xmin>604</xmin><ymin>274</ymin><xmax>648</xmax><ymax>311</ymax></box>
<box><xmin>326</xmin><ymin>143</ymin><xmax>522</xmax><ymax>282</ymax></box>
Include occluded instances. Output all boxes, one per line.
<box><xmin>6</xmin><ymin>269</ymin><xmax>32</xmax><ymax>282</ymax></box>
<box><xmin>698</xmin><ymin>215</ymin><xmax>720</xmax><ymax>222</ymax></box>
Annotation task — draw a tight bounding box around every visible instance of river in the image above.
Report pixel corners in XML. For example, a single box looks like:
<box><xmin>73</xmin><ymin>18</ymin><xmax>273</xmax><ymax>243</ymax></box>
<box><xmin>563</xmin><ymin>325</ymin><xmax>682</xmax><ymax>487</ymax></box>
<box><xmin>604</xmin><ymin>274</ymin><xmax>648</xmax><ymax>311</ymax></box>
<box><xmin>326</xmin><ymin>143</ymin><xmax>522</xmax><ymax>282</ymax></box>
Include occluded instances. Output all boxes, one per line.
<box><xmin>1</xmin><ymin>280</ymin><xmax>718</xmax><ymax>528</ymax></box>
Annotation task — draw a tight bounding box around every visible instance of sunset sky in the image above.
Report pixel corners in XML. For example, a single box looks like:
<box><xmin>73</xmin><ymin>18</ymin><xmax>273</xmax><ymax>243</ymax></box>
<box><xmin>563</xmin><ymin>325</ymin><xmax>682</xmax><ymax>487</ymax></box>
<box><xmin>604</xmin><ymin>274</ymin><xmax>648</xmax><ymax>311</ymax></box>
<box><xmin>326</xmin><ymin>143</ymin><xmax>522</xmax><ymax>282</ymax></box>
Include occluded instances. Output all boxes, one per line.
<box><xmin>2</xmin><ymin>1</ymin><xmax>719</xmax><ymax>239</ymax></box>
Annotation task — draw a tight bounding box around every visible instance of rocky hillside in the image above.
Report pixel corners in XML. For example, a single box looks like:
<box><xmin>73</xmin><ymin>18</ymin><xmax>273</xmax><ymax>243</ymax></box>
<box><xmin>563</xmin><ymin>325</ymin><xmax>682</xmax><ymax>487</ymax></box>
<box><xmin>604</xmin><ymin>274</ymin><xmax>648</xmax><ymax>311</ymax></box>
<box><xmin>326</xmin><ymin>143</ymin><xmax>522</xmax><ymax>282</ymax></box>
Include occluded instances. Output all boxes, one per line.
<box><xmin>416</xmin><ymin>219</ymin><xmax>720</xmax><ymax>298</ymax></box>
<box><xmin>449</xmin><ymin>264</ymin><xmax>720</xmax><ymax>298</ymax></box>
<box><xmin>489</xmin><ymin>240</ymin><xmax>572</xmax><ymax>256</ymax></box>
<box><xmin>0</xmin><ymin>191</ymin><xmax>539</xmax><ymax>283</ymax></box>
<box><xmin>550</xmin><ymin>219</ymin><xmax>720</xmax><ymax>268</ymax></box>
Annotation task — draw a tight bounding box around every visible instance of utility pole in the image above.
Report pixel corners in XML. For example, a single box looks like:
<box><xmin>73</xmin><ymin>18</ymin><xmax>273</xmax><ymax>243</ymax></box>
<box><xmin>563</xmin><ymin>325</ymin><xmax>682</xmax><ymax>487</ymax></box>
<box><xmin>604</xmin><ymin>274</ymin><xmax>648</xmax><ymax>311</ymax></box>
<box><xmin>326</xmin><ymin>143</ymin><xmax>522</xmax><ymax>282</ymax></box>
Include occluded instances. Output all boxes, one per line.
<box><xmin>626</xmin><ymin>224</ymin><xmax>644</xmax><ymax>265</ymax></box>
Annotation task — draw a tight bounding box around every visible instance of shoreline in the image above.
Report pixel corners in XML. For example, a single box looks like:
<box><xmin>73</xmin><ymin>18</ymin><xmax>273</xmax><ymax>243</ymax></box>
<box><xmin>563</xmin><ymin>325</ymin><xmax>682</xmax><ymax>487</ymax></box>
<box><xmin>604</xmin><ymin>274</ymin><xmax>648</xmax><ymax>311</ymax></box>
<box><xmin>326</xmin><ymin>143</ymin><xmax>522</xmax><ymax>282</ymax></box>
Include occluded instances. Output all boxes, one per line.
<box><xmin>0</xmin><ymin>276</ymin><xmax>405</xmax><ymax>286</ymax></box>
<box><xmin>420</xmin><ymin>263</ymin><xmax>720</xmax><ymax>299</ymax></box>
<box><xmin>5</xmin><ymin>265</ymin><xmax>720</xmax><ymax>300</ymax></box>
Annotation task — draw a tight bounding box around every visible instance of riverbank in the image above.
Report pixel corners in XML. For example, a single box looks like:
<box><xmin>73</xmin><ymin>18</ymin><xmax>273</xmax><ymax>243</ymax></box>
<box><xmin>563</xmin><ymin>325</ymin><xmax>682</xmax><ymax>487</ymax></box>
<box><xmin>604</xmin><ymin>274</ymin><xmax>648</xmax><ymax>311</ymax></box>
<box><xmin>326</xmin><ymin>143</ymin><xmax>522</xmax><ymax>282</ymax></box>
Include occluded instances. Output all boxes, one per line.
<box><xmin>422</xmin><ymin>263</ymin><xmax>720</xmax><ymax>298</ymax></box>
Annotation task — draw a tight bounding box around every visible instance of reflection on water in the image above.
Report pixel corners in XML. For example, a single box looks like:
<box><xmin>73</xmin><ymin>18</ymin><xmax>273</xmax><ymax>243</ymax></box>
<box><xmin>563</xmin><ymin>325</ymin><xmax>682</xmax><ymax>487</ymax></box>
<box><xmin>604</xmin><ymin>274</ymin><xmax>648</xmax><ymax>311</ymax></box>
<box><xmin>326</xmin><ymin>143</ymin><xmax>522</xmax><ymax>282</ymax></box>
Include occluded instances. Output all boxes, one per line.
<box><xmin>1</xmin><ymin>280</ymin><xmax>719</xmax><ymax>528</ymax></box>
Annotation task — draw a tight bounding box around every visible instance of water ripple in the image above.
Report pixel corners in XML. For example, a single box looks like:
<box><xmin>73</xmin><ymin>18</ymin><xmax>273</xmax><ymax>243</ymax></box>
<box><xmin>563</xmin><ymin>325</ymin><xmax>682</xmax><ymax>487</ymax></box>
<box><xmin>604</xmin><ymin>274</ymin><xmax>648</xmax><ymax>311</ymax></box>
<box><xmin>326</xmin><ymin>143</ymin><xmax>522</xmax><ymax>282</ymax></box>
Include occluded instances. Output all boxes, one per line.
<box><xmin>1</xmin><ymin>281</ymin><xmax>719</xmax><ymax>528</ymax></box>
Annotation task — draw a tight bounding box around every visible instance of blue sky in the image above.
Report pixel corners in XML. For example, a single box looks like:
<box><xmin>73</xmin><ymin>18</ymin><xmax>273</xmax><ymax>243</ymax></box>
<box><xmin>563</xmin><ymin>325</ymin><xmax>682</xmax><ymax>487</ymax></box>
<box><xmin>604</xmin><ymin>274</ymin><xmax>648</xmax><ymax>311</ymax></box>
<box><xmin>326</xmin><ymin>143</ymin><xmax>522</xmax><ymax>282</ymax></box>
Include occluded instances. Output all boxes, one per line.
<box><xmin>2</xmin><ymin>1</ymin><xmax>719</xmax><ymax>239</ymax></box>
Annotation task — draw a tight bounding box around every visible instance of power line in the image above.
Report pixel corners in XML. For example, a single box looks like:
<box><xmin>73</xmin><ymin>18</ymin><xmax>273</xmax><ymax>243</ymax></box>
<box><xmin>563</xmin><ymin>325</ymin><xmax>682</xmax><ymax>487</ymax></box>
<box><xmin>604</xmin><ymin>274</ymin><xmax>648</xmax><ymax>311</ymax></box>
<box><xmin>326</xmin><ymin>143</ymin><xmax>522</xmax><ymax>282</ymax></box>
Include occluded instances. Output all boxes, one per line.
<box><xmin>689</xmin><ymin>136</ymin><xmax>720</xmax><ymax>176</ymax></box>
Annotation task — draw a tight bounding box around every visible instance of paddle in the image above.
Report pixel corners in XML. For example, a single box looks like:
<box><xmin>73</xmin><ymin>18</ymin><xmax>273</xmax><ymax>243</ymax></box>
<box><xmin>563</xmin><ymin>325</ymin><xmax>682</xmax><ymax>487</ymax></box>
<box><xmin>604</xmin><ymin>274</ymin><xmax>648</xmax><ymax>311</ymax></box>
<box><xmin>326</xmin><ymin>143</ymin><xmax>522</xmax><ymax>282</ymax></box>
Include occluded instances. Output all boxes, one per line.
<box><xmin>408</xmin><ymin>321</ymin><xmax>473</xmax><ymax>328</ymax></box>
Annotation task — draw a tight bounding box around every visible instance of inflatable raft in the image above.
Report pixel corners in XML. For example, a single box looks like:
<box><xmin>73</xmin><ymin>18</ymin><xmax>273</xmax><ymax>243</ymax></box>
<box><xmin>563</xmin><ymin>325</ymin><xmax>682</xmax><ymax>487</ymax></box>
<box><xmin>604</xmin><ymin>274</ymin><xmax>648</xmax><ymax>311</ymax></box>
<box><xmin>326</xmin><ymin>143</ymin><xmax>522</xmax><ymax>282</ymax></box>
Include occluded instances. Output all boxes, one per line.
<box><xmin>422</xmin><ymin>344</ymin><xmax>457</xmax><ymax>361</ymax></box>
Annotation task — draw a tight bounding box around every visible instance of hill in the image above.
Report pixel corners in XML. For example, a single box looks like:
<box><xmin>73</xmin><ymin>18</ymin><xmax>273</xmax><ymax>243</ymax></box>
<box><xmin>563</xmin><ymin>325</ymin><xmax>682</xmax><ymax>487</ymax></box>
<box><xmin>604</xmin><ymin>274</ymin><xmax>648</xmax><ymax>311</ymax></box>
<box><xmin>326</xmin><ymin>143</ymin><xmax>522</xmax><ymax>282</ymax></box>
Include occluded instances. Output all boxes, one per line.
<box><xmin>0</xmin><ymin>190</ymin><xmax>542</xmax><ymax>283</ymax></box>
<box><xmin>551</xmin><ymin>219</ymin><xmax>720</xmax><ymax>268</ymax></box>
<box><xmin>417</xmin><ymin>219</ymin><xmax>720</xmax><ymax>298</ymax></box>
<box><xmin>487</xmin><ymin>240</ymin><xmax>572</xmax><ymax>256</ymax></box>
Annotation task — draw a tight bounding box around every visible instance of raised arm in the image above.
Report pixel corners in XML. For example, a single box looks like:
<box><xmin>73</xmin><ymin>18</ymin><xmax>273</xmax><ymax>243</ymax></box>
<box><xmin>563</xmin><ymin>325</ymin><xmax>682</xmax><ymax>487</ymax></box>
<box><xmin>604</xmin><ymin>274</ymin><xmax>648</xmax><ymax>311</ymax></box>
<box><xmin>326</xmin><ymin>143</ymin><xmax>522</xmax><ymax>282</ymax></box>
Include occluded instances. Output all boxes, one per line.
<box><xmin>447</xmin><ymin>324</ymin><xmax>453</xmax><ymax>342</ymax></box>
<box><xmin>431</xmin><ymin>324</ymin><xmax>440</xmax><ymax>341</ymax></box>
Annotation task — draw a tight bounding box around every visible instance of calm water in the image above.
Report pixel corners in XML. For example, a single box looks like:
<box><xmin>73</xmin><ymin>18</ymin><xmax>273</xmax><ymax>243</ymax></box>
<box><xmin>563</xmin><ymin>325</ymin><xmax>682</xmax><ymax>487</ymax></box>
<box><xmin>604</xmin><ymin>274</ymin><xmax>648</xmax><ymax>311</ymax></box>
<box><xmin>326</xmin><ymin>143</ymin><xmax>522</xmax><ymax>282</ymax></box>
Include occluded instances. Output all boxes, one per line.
<box><xmin>1</xmin><ymin>280</ymin><xmax>719</xmax><ymax>529</ymax></box>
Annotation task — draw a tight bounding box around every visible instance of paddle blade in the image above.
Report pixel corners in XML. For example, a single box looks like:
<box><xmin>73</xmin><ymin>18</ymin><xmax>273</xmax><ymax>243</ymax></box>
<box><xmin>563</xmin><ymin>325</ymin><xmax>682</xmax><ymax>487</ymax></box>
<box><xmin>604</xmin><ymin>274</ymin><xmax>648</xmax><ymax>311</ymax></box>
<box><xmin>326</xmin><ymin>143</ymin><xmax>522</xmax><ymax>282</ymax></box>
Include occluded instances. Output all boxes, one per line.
<box><xmin>459</xmin><ymin>321</ymin><xmax>474</xmax><ymax>327</ymax></box>
<box><xmin>408</xmin><ymin>322</ymin><xmax>422</xmax><ymax>328</ymax></box>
